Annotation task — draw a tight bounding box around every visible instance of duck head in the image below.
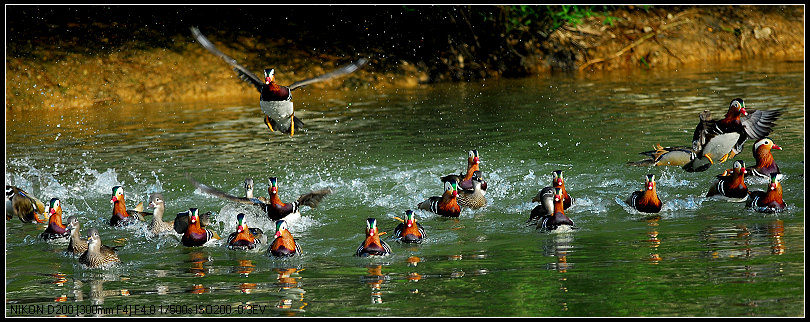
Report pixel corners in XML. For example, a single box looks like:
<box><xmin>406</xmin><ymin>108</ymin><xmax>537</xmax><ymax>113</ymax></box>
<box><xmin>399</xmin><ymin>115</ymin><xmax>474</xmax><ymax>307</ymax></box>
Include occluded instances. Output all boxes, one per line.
<box><xmin>274</xmin><ymin>219</ymin><xmax>289</xmax><ymax>238</ymax></box>
<box><xmin>244</xmin><ymin>178</ymin><xmax>255</xmax><ymax>197</ymax></box>
<box><xmin>644</xmin><ymin>174</ymin><xmax>657</xmax><ymax>191</ymax></box>
<box><xmin>110</xmin><ymin>186</ymin><xmax>125</xmax><ymax>204</ymax></box>
<box><xmin>366</xmin><ymin>218</ymin><xmax>380</xmax><ymax>237</ymax></box>
<box><xmin>46</xmin><ymin>198</ymin><xmax>62</xmax><ymax>217</ymax></box>
<box><xmin>552</xmin><ymin>170</ymin><xmax>565</xmax><ymax>188</ymax></box>
<box><xmin>444</xmin><ymin>179</ymin><xmax>459</xmax><ymax>198</ymax></box>
<box><xmin>404</xmin><ymin>210</ymin><xmax>417</xmax><ymax>228</ymax></box>
<box><xmin>236</xmin><ymin>213</ymin><xmax>248</xmax><ymax>234</ymax></box>
<box><xmin>769</xmin><ymin>173</ymin><xmax>783</xmax><ymax>191</ymax></box>
<box><xmin>189</xmin><ymin>208</ymin><xmax>200</xmax><ymax>224</ymax></box>
<box><xmin>264</xmin><ymin>68</ymin><xmax>276</xmax><ymax>85</ymax></box>
<box><xmin>268</xmin><ymin>177</ymin><xmax>278</xmax><ymax>195</ymax></box>
<box><xmin>148</xmin><ymin>193</ymin><xmax>164</xmax><ymax>209</ymax></box>
<box><xmin>728</xmin><ymin>98</ymin><xmax>747</xmax><ymax>117</ymax></box>
<box><xmin>732</xmin><ymin>160</ymin><xmax>747</xmax><ymax>176</ymax></box>
<box><xmin>754</xmin><ymin>137</ymin><xmax>782</xmax><ymax>153</ymax></box>
<box><xmin>468</xmin><ymin>150</ymin><xmax>480</xmax><ymax>166</ymax></box>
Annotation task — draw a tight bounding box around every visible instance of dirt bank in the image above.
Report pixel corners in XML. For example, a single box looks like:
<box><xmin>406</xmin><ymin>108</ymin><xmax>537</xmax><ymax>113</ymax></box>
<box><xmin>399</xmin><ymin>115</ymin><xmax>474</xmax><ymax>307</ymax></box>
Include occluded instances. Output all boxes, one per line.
<box><xmin>5</xmin><ymin>5</ymin><xmax>804</xmax><ymax>110</ymax></box>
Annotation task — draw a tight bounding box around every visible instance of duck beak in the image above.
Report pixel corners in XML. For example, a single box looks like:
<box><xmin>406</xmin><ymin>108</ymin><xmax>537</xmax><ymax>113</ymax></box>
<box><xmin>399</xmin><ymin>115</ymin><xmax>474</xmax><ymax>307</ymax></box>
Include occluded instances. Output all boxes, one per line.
<box><xmin>406</xmin><ymin>220</ymin><xmax>413</xmax><ymax>228</ymax></box>
<box><xmin>772</xmin><ymin>144</ymin><xmax>782</xmax><ymax>150</ymax></box>
<box><xmin>237</xmin><ymin>225</ymin><xmax>244</xmax><ymax>233</ymax></box>
<box><xmin>452</xmin><ymin>190</ymin><xmax>458</xmax><ymax>197</ymax></box>
<box><xmin>110</xmin><ymin>196</ymin><xmax>117</xmax><ymax>203</ymax></box>
<box><xmin>474</xmin><ymin>156</ymin><xmax>479</xmax><ymax>164</ymax></box>
<box><xmin>271</xmin><ymin>187</ymin><xmax>277</xmax><ymax>194</ymax></box>
<box><xmin>50</xmin><ymin>207</ymin><xmax>56</xmax><ymax>215</ymax></box>
<box><xmin>647</xmin><ymin>183</ymin><xmax>654</xmax><ymax>190</ymax></box>
<box><xmin>740</xmin><ymin>106</ymin><xmax>748</xmax><ymax>116</ymax></box>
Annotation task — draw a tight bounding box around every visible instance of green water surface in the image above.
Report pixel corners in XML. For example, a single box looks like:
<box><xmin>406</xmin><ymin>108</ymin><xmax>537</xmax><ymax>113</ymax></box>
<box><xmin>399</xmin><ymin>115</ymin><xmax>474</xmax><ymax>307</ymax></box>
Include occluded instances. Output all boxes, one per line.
<box><xmin>5</xmin><ymin>60</ymin><xmax>804</xmax><ymax>317</ymax></box>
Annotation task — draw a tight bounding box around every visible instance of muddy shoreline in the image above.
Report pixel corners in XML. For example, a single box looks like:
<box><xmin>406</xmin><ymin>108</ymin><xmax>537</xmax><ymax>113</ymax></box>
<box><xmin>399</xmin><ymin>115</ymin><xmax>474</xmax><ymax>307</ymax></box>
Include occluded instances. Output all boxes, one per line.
<box><xmin>5</xmin><ymin>5</ymin><xmax>804</xmax><ymax>110</ymax></box>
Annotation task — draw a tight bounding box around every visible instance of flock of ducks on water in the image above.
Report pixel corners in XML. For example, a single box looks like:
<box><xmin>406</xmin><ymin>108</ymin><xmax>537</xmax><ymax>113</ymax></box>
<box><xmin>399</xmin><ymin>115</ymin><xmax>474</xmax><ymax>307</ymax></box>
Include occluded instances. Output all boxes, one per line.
<box><xmin>6</xmin><ymin>26</ymin><xmax>790</xmax><ymax>268</ymax></box>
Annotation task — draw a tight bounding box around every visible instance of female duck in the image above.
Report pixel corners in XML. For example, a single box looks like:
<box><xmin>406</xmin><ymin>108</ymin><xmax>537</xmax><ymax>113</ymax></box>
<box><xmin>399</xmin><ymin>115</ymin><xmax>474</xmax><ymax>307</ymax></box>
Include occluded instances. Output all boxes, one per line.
<box><xmin>79</xmin><ymin>229</ymin><xmax>121</xmax><ymax>268</ymax></box>
<box><xmin>66</xmin><ymin>216</ymin><xmax>88</xmax><ymax>256</ymax></box>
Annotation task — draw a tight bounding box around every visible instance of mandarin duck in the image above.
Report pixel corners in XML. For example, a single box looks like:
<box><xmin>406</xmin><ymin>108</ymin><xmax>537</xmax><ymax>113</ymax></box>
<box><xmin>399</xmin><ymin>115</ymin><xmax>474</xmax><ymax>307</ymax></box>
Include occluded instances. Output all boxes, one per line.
<box><xmin>537</xmin><ymin>187</ymin><xmax>576</xmax><ymax>231</ymax></box>
<box><xmin>174</xmin><ymin>208</ymin><xmax>219</xmax><ymax>247</ymax></box>
<box><xmin>746</xmin><ymin>173</ymin><xmax>787</xmax><ymax>213</ymax></box>
<box><xmin>146</xmin><ymin>193</ymin><xmax>175</xmax><ymax>236</ymax></box>
<box><xmin>66</xmin><ymin>216</ymin><xmax>88</xmax><ymax>256</ymax></box>
<box><xmin>5</xmin><ymin>185</ymin><xmax>47</xmax><ymax>223</ymax></box>
<box><xmin>79</xmin><ymin>228</ymin><xmax>121</xmax><ymax>268</ymax></box>
<box><xmin>442</xmin><ymin>150</ymin><xmax>487</xmax><ymax>192</ymax></box>
<box><xmin>687</xmin><ymin>99</ymin><xmax>782</xmax><ymax>170</ymax></box>
<box><xmin>706</xmin><ymin>160</ymin><xmax>749</xmax><ymax>201</ymax></box>
<box><xmin>417</xmin><ymin>178</ymin><xmax>461</xmax><ymax>217</ymax></box>
<box><xmin>627</xmin><ymin>144</ymin><xmax>696</xmax><ymax>167</ymax></box>
<box><xmin>684</xmin><ymin>110</ymin><xmax>740</xmax><ymax>172</ymax></box>
<box><xmin>392</xmin><ymin>210</ymin><xmax>426</xmax><ymax>243</ymax></box>
<box><xmin>265</xmin><ymin>177</ymin><xmax>331</xmax><ymax>221</ymax></box>
<box><xmin>626</xmin><ymin>174</ymin><xmax>663</xmax><ymax>213</ymax></box>
<box><xmin>749</xmin><ymin>137</ymin><xmax>782</xmax><ymax>179</ymax></box>
<box><xmin>39</xmin><ymin>198</ymin><xmax>71</xmax><ymax>242</ymax></box>
<box><xmin>227</xmin><ymin>213</ymin><xmax>266</xmax><ymax>250</ymax></box>
<box><xmin>268</xmin><ymin>219</ymin><xmax>302</xmax><ymax>257</ymax></box>
<box><xmin>355</xmin><ymin>218</ymin><xmax>392</xmax><ymax>257</ymax></box>
<box><xmin>190</xmin><ymin>27</ymin><xmax>367</xmax><ymax>136</ymax></box>
<box><xmin>529</xmin><ymin>170</ymin><xmax>573</xmax><ymax>223</ymax></box>
<box><xmin>186</xmin><ymin>175</ymin><xmax>330</xmax><ymax>221</ymax></box>
<box><xmin>109</xmin><ymin>186</ymin><xmax>151</xmax><ymax>227</ymax></box>
<box><xmin>455</xmin><ymin>171</ymin><xmax>487</xmax><ymax>209</ymax></box>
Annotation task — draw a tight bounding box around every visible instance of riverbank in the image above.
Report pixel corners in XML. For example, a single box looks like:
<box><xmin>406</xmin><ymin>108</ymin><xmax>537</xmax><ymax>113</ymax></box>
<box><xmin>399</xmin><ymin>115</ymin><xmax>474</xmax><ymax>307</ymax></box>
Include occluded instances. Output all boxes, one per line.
<box><xmin>5</xmin><ymin>5</ymin><xmax>804</xmax><ymax>110</ymax></box>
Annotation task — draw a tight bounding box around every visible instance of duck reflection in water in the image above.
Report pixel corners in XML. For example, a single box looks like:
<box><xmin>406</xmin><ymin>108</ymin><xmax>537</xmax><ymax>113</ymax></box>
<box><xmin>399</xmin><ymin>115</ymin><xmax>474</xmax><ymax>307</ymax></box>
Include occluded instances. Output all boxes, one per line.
<box><xmin>188</xmin><ymin>251</ymin><xmax>212</xmax><ymax>277</ymax></box>
<box><xmin>646</xmin><ymin>216</ymin><xmax>662</xmax><ymax>264</ymax></box>
<box><xmin>51</xmin><ymin>271</ymin><xmax>68</xmax><ymax>303</ymax></box>
<box><xmin>234</xmin><ymin>259</ymin><xmax>257</xmax><ymax>293</ymax></box>
<box><xmin>273</xmin><ymin>267</ymin><xmax>307</xmax><ymax>313</ymax></box>
<box><xmin>769</xmin><ymin>219</ymin><xmax>785</xmax><ymax>255</ymax></box>
<box><xmin>365</xmin><ymin>264</ymin><xmax>390</xmax><ymax>304</ymax></box>
<box><xmin>543</xmin><ymin>232</ymin><xmax>575</xmax><ymax>311</ymax></box>
<box><xmin>75</xmin><ymin>278</ymin><xmax>131</xmax><ymax>308</ymax></box>
<box><xmin>406</xmin><ymin>256</ymin><xmax>423</xmax><ymax>294</ymax></box>
<box><xmin>187</xmin><ymin>251</ymin><xmax>211</xmax><ymax>294</ymax></box>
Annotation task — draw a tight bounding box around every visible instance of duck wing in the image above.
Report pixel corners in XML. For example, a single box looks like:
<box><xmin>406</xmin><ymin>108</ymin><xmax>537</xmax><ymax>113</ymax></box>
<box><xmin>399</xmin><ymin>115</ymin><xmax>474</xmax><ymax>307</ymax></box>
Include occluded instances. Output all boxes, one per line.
<box><xmin>190</xmin><ymin>26</ymin><xmax>264</xmax><ymax>93</ymax></box>
<box><xmin>186</xmin><ymin>174</ymin><xmax>267</xmax><ymax>206</ymax></box>
<box><xmin>287</xmin><ymin>58</ymin><xmax>368</xmax><ymax>91</ymax></box>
